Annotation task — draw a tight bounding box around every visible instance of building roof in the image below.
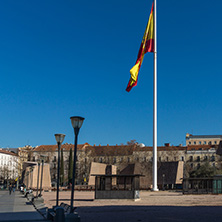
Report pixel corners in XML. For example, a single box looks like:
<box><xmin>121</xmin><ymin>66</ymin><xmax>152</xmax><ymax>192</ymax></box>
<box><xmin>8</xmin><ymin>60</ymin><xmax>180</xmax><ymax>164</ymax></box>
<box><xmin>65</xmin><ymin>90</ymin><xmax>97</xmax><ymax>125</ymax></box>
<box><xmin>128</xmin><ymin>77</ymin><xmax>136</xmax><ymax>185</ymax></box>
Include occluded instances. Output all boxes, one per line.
<box><xmin>186</xmin><ymin>145</ymin><xmax>217</xmax><ymax>150</ymax></box>
<box><xmin>187</xmin><ymin>135</ymin><xmax>222</xmax><ymax>139</ymax></box>
<box><xmin>32</xmin><ymin>143</ymin><xmax>90</xmax><ymax>152</ymax></box>
<box><xmin>84</xmin><ymin>144</ymin><xmax>186</xmax><ymax>156</ymax></box>
<box><xmin>2</xmin><ymin>148</ymin><xmax>18</xmax><ymax>153</ymax></box>
<box><xmin>32</xmin><ymin>143</ymin><xmax>187</xmax><ymax>155</ymax></box>
<box><xmin>0</xmin><ymin>149</ymin><xmax>18</xmax><ymax>156</ymax></box>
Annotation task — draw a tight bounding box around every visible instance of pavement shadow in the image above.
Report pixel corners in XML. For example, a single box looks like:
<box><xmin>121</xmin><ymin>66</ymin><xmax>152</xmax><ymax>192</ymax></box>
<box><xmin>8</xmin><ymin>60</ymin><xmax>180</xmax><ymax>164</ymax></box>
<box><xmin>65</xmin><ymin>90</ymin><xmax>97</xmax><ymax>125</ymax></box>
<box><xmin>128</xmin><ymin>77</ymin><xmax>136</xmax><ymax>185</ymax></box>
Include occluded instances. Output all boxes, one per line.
<box><xmin>49</xmin><ymin>198</ymin><xmax>94</xmax><ymax>202</ymax></box>
<box><xmin>76</xmin><ymin>205</ymin><xmax>222</xmax><ymax>222</ymax></box>
<box><xmin>0</xmin><ymin>211</ymin><xmax>45</xmax><ymax>221</ymax></box>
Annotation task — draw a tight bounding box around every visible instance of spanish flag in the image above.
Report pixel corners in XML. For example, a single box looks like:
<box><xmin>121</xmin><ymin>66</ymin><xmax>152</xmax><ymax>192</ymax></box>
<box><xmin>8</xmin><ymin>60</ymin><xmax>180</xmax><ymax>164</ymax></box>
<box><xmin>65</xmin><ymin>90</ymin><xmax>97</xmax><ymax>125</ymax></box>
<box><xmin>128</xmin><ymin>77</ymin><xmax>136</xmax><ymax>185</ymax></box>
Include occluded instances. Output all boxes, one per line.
<box><xmin>126</xmin><ymin>3</ymin><xmax>154</xmax><ymax>92</ymax></box>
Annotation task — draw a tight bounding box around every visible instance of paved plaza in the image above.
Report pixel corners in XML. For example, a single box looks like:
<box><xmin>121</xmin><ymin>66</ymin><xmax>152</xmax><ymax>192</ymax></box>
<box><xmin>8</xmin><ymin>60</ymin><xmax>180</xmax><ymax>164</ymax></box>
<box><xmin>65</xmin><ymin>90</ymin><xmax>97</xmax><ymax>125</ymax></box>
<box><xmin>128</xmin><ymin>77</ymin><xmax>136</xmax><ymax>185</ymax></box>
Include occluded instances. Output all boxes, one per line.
<box><xmin>42</xmin><ymin>190</ymin><xmax>222</xmax><ymax>222</ymax></box>
<box><xmin>0</xmin><ymin>191</ymin><xmax>47</xmax><ymax>222</ymax></box>
<box><xmin>1</xmin><ymin>190</ymin><xmax>222</xmax><ymax>222</ymax></box>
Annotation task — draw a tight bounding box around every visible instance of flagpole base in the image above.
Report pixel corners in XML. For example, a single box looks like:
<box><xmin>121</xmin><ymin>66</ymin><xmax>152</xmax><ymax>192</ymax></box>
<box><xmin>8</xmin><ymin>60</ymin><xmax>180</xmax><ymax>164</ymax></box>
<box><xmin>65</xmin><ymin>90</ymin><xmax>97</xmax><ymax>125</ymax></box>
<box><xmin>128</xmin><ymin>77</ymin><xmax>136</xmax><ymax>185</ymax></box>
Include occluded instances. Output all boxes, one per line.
<box><xmin>152</xmin><ymin>188</ymin><xmax>159</xmax><ymax>192</ymax></box>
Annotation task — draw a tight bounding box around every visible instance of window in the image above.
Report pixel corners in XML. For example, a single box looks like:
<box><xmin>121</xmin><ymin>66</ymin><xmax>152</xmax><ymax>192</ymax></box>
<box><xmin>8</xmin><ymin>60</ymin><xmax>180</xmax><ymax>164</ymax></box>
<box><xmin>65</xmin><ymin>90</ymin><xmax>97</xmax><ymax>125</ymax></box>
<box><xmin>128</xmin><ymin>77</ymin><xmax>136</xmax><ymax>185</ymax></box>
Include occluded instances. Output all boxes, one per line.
<box><xmin>113</xmin><ymin>157</ymin><xmax>116</xmax><ymax>164</ymax></box>
<box><xmin>127</xmin><ymin>157</ymin><xmax>130</xmax><ymax>163</ymax></box>
<box><xmin>194</xmin><ymin>141</ymin><xmax>196</xmax><ymax>145</ymax></box>
<box><xmin>181</xmin><ymin>156</ymin><xmax>184</xmax><ymax>161</ymax></box>
<box><xmin>190</xmin><ymin>163</ymin><xmax>193</xmax><ymax>169</ymax></box>
<box><xmin>189</xmin><ymin>156</ymin><xmax>193</xmax><ymax>162</ymax></box>
<box><xmin>54</xmin><ymin>156</ymin><xmax>56</xmax><ymax>161</ymax></box>
<box><xmin>166</xmin><ymin>157</ymin><xmax>169</xmax><ymax>162</ymax></box>
<box><xmin>211</xmin><ymin>156</ymin><xmax>215</xmax><ymax>162</ymax></box>
<box><xmin>197</xmin><ymin>156</ymin><xmax>200</xmax><ymax>162</ymax></box>
<box><xmin>208</xmin><ymin>141</ymin><xmax>212</xmax><ymax>145</ymax></box>
<box><xmin>99</xmin><ymin>157</ymin><xmax>103</xmax><ymax>163</ymax></box>
<box><xmin>32</xmin><ymin>157</ymin><xmax>35</xmax><ymax>161</ymax></box>
<box><xmin>204</xmin><ymin>156</ymin><xmax>208</xmax><ymax>161</ymax></box>
<box><xmin>199</xmin><ymin>141</ymin><xmax>201</xmax><ymax>145</ymax></box>
<box><xmin>197</xmin><ymin>163</ymin><xmax>200</xmax><ymax>169</ymax></box>
<box><xmin>144</xmin><ymin>157</ymin><xmax>146</xmax><ymax>162</ymax></box>
<box><xmin>159</xmin><ymin>157</ymin><xmax>161</xmax><ymax>162</ymax></box>
<box><xmin>204</xmin><ymin>141</ymin><xmax>206</xmax><ymax>144</ymax></box>
<box><xmin>214</xmin><ymin>141</ymin><xmax>217</xmax><ymax>144</ymax></box>
<box><xmin>189</xmin><ymin>142</ymin><xmax>191</xmax><ymax>145</ymax></box>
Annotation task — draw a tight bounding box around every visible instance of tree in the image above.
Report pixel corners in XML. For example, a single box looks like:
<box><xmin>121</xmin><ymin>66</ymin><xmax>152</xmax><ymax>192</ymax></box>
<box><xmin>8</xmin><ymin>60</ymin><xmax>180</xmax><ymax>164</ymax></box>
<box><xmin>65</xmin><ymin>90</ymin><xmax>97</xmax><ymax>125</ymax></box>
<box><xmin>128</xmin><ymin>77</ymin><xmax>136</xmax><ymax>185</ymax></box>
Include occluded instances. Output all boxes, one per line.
<box><xmin>189</xmin><ymin>162</ymin><xmax>217</xmax><ymax>178</ymax></box>
<box><xmin>60</xmin><ymin>148</ymin><xmax>64</xmax><ymax>186</ymax></box>
<box><xmin>68</xmin><ymin>148</ymin><xmax>73</xmax><ymax>184</ymax></box>
<box><xmin>127</xmin><ymin>140</ymin><xmax>137</xmax><ymax>146</ymax></box>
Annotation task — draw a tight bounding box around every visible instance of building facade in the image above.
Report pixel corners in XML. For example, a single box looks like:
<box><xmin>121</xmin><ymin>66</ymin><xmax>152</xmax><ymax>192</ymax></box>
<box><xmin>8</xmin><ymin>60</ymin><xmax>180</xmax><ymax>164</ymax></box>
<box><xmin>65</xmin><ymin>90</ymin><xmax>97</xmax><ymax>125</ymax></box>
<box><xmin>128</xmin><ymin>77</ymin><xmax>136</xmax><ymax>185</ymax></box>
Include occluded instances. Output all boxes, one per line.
<box><xmin>27</xmin><ymin>139</ymin><xmax>222</xmax><ymax>188</ymax></box>
<box><xmin>0</xmin><ymin>149</ymin><xmax>18</xmax><ymax>181</ymax></box>
<box><xmin>18</xmin><ymin>145</ymin><xmax>34</xmax><ymax>177</ymax></box>
<box><xmin>186</xmin><ymin>133</ymin><xmax>222</xmax><ymax>146</ymax></box>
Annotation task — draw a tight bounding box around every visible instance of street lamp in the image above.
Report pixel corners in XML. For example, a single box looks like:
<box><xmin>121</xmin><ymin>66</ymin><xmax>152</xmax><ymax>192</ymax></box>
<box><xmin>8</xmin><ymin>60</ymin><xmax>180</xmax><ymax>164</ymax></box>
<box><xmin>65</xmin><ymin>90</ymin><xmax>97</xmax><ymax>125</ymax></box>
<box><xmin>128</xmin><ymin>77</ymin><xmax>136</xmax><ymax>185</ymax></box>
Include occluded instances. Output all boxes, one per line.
<box><xmin>54</xmin><ymin>133</ymin><xmax>66</xmax><ymax>206</ymax></box>
<box><xmin>30</xmin><ymin>166</ymin><xmax>34</xmax><ymax>189</ymax></box>
<box><xmin>70</xmin><ymin>116</ymin><xmax>85</xmax><ymax>213</ymax></box>
<box><xmin>36</xmin><ymin>159</ymin><xmax>41</xmax><ymax>197</ymax></box>
<box><xmin>162</xmin><ymin>174</ymin><xmax>165</xmax><ymax>191</ymax></box>
<box><xmin>39</xmin><ymin>155</ymin><xmax>47</xmax><ymax>197</ymax></box>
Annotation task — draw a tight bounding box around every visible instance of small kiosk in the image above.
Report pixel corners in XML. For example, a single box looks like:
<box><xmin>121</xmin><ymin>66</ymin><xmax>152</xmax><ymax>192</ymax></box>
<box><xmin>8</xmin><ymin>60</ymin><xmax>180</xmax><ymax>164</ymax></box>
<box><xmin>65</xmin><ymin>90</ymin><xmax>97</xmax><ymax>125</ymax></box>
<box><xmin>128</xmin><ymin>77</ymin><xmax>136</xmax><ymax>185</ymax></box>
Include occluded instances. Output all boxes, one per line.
<box><xmin>93</xmin><ymin>174</ymin><xmax>142</xmax><ymax>200</ymax></box>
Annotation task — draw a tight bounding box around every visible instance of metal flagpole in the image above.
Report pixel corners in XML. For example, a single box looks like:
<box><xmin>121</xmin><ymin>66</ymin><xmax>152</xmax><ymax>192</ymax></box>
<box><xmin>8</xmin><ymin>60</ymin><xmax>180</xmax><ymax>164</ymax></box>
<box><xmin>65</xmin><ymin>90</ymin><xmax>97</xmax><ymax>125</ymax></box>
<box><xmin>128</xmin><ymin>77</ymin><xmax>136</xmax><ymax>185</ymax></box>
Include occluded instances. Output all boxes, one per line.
<box><xmin>152</xmin><ymin>0</ymin><xmax>158</xmax><ymax>191</ymax></box>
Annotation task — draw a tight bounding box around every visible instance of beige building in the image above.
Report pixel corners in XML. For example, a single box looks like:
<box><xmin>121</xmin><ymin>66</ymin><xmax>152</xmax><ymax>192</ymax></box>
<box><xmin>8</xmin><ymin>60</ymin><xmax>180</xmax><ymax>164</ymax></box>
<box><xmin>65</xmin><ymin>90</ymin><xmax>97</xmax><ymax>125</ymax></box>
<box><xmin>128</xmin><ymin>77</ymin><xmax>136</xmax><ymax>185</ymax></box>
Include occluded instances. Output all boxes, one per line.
<box><xmin>18</xmin><ymin>145</ymin><xmax>34</xmax><ymax>177</ymax></box>
<box><xmin>30</xmin><ymin>143</ymin><xmax>90</xmax><ymax>187</ymax></box>
<box><xmin>0</xmin><ymin>149</ymin><xmax>18</xmax><ymax>180</ymax></box>
<box><xmin>25</xmin><ymin>140</ymin><xmax>222</xmax><ymax>189</ymax></box>
<box><xmin>23</xmin><ymin>162</ymin><xmax>51</xmax><ymax>190</ymax></box>
<box><xmin>186</xmin><ymin>133</ymin><xmax>222</xmax><ymax>146</ymax></box>
<box><xmin>185</xmin><ymin>145</ymin><xmax>219</xmax><ymax>171</ymax></box>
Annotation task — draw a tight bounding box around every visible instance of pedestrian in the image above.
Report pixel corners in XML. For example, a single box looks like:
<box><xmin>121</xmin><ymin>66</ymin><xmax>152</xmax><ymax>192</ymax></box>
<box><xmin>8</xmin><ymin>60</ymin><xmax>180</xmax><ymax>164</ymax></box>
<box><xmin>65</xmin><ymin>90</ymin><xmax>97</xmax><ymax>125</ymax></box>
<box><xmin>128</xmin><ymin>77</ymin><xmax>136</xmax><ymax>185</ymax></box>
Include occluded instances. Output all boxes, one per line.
<box><xmin>13</xmin><ymin>184</ymin><xmax>16</xmax><ymax>192</ymax></box>
<box><xmin>9</xmin><ymin>184</ymin><xmax>12</xmax><ymax>195</ymax></box>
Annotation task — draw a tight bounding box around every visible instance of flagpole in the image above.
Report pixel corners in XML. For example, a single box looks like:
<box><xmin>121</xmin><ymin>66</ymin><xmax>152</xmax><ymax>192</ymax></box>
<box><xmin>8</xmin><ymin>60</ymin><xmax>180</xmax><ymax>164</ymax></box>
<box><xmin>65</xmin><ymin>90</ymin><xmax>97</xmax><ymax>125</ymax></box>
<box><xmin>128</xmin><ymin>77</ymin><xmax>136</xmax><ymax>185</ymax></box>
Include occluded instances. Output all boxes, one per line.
<box><xmin>152</xmin><ymin>0</ymin><xmax>158</xmax><ymax>191</ymax></box>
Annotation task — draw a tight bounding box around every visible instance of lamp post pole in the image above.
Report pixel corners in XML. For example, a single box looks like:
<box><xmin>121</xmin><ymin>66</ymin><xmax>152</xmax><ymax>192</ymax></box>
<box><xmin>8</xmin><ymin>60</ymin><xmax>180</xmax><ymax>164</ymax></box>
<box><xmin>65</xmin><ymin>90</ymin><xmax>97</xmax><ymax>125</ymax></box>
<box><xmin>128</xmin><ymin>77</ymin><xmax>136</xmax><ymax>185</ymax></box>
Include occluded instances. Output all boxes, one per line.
<box><xmin>70</xmin><ymin>116</ymin><xmax>84</xmax><ymax>213</ymax></box>
<box><xmin>56</xmin><ymin>141</ymin><xmax>61</xmax><ymax>206</ymax></box>
<box><xmin>38</xmin><ymin>154</ymin><xmax>47</xmax><ymax>197</ymax></box>
<box><xmin>39</xmin><ymin>159</ymin><xmax>44</xmax><ymax>196</ymax></box>
<box><xmin>30</xmin><ymin>167</ymin><xmax>34</xmax><ymax>189</ymax></box>
<box><xmin>54</xmin><ymin>134</ymin><xmax>65</xmax><ymax>207</ymax></box>
<box><xmin>70</xmin><ymin>130</ymin><xmax>78</xmax><ymax>212</ymax></box>
<box><xmin>36</xmin><ymin>161</ymin><xmax>40</xmax><ymax>197</ymax></box>
<box><xmin>162</xmin><ymin>174</ymin><xmax>165</xmax><ymax>191</ymax></box>
<box><xmin>26</xmin><ymin>172</ymin><xmax>29</xmax><ymax>189</ymax></box>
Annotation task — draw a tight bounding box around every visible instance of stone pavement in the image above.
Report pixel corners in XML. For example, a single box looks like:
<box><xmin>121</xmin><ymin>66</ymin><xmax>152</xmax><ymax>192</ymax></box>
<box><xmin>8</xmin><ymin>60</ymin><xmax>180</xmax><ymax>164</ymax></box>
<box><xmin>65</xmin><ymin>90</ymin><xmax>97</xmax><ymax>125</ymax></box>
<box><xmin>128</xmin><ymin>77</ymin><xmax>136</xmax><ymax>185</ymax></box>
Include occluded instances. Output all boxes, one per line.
<box><xmin>0</xmin><ymin>190</ymin><xmax>49</xmax><ymax>222</ymax></box>
<box><xmin>42</xmin><ymin>191</ymin><xmax>222</xmax><ymax>222</ymax></box>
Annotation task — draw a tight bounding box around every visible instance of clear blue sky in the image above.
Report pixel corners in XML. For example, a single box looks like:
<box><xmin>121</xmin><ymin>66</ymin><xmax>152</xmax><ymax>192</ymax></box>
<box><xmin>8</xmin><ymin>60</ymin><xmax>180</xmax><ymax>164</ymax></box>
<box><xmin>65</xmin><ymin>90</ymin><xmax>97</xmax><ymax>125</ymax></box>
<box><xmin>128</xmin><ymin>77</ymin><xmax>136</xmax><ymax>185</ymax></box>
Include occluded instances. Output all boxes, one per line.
<box><xmin>0</xmin><ymin>0</ymin><xmax>221</xmax><ymax>148</ymax></box>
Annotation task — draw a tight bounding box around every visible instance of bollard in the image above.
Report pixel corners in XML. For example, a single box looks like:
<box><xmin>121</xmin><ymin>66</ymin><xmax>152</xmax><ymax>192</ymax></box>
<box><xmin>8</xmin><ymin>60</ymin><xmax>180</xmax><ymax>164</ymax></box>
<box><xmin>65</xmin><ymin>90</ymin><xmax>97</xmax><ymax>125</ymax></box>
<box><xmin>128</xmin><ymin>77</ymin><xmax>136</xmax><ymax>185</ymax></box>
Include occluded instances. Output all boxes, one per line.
<box><xmin>55</xmin><ymin>207</ymin><xmax>65</xmax><ymax>222</ymax></box>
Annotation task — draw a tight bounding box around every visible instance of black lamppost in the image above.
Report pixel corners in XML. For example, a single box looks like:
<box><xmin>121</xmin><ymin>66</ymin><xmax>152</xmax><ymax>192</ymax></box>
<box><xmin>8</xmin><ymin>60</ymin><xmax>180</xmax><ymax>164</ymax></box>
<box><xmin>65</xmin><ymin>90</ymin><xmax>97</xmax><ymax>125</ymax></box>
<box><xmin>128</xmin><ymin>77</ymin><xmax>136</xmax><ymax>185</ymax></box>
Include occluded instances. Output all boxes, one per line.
<box><xmin>70</xmin><ymin>116</ymin><xmax>85</xmax><ymax>213</ymax></box>
<box><xmin>39</xmin><ymin>155</ymin><xmax>47</xmax><ymax>197</ymax></box>
<box><xmin>30</xmin><ymin>166</ymin><xmax>34</xmax><ymax>189</ymax></box>
<box><xmin>162</xmin><ymin>174</ymin><xmax>165</xmax><ymax>191</ymax></box>
<box><xmin>54</xmin><ymin>133</ymin><xmax>66</xmax><ymax>207</ymax></box>
<box><xmin>26</xmin><ymin>171</ymin><xmax>29</xmax><ymax>189</ymax></box>
<box><xmin>36</xmin><ymin>160</ymin><xmax>40</xmax><ymax>197</ymax></box>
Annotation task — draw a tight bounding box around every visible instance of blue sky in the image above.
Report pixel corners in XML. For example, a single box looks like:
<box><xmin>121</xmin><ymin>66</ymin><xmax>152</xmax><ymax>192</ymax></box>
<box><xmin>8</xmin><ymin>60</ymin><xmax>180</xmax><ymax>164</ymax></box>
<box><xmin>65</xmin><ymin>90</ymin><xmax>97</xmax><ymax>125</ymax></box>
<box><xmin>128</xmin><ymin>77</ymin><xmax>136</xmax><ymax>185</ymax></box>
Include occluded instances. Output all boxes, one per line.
<box><xmin>0</xmin><ymin>0</ymin><xmax>221</xmax><ymax>148</ymax></box>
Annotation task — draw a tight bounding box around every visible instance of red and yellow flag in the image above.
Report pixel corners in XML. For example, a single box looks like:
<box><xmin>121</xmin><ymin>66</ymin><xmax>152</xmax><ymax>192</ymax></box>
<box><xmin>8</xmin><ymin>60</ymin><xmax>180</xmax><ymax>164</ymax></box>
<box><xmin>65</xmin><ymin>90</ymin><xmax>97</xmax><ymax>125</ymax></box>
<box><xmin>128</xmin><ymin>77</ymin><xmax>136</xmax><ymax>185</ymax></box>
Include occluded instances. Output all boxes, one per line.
<box><xmin>126</xmin><ymin>3</ymin><xmax>154</xmax><ymax>92</ymax></box>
